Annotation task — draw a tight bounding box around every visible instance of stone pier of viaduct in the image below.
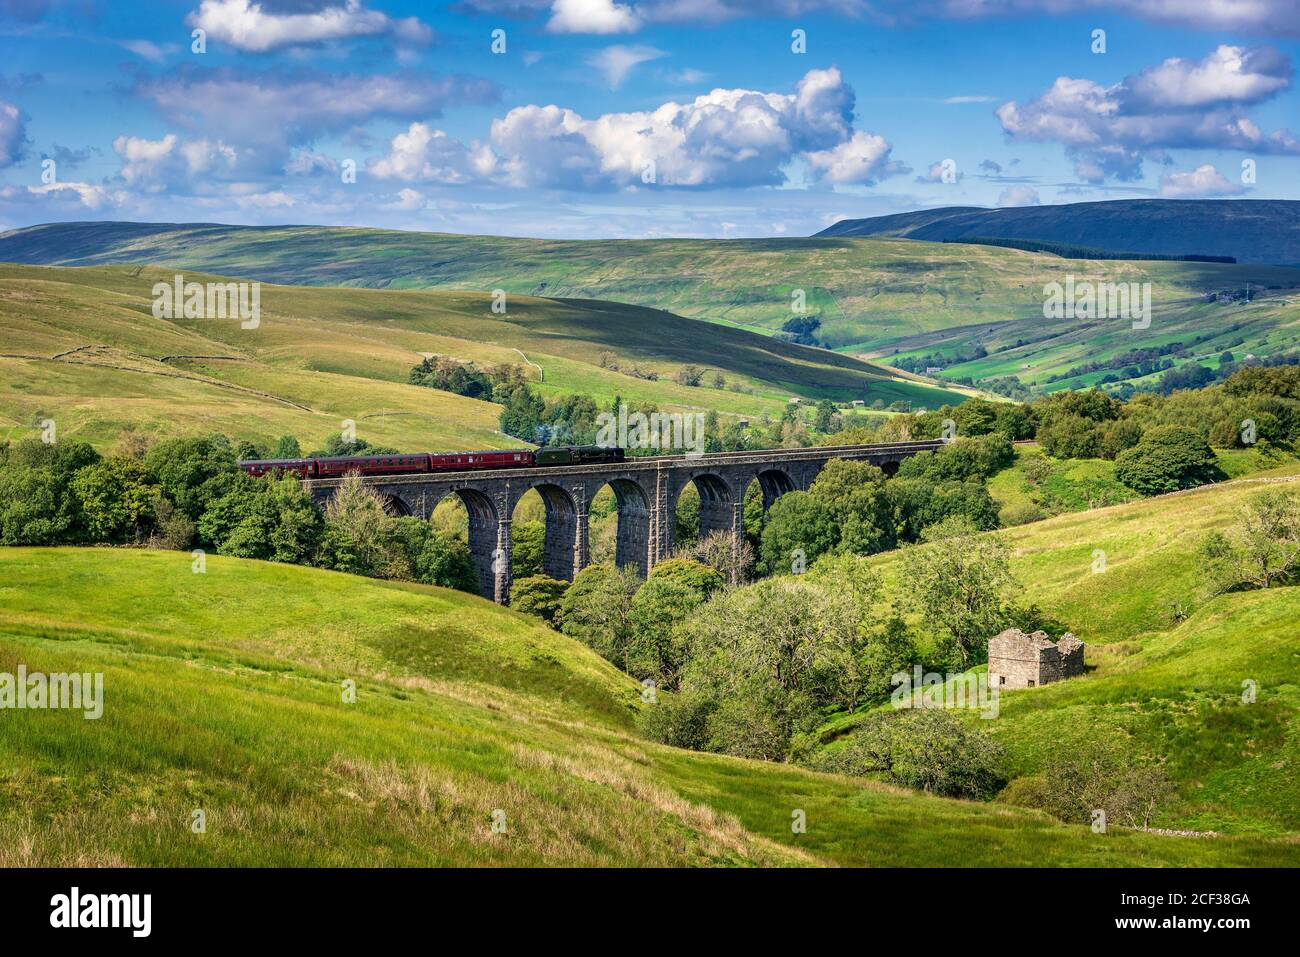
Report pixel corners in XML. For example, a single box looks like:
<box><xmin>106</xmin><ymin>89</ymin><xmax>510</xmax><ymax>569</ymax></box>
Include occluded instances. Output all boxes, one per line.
<box><xmin>303</xmin><ymin>440</ymin><xmax>945</xmax><ymax>603</ymax></box>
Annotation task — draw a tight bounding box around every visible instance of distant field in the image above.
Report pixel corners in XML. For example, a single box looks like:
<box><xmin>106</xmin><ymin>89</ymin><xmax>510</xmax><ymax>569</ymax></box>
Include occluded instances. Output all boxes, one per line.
<box><xmin>0</xmin><ymin>263</ymin><xmax>966</xmax><ymax>450</ymax></box>
<box><xmin>2</xmin><ymin>545</ymin><xmax>1294</xmax><ymax>866</ymax></box>
<box><xmin>4</xmin><ymin>222</ymin><xmax>1297</xmax><ymax>364</ymax></box>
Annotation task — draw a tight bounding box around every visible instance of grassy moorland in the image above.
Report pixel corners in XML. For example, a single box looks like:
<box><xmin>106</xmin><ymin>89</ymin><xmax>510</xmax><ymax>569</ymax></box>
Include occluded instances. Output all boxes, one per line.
<box><xmin>0</xmin><ymin>263</ymin><xmax>966</xmax><ymax>450</ymax></box>
<box><xmin>2</xmin><ymin>543</ymin><xmax>1296</xmax><ymax>866</ymax></box>
<box><xmin>3</xmin><ymin>222</ymin><xmax>1297</xmax><ymax>369</ymax></box>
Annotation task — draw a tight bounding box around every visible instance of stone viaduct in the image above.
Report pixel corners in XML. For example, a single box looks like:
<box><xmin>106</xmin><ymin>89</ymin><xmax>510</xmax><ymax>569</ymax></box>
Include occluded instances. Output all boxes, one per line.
<box><xmin>303</xmin><ymin>440</ymin><xmax>945</xmax><ymax>603</ymax></box>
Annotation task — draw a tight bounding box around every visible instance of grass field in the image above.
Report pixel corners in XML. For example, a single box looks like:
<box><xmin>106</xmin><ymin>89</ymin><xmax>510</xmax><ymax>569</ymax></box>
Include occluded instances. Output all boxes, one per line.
<box><xmin>855</xmin><ymin>468</ymin><xmax>1300</xmax><ymax>838</ymax></box>
<box><xmin>2</xmin><ymin>544</ymin><xmax>1296</xmax><ymax>866</ymax></box>
<box><xmin>4</xmin><ymin>222</ymin><xmax>1298</xmax><ymax>361</ymax></box>
<box><xmin>0</xmin><ymin>263</ymin><xmax>967</xmax><ymax>450</ymax></box>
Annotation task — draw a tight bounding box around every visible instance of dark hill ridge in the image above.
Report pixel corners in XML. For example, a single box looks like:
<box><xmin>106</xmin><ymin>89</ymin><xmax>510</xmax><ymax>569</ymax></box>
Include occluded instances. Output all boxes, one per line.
<box><xmin>816</xmin><ymin>199</ymin><xmax>1300</xmax><ymax>266</ymax></box>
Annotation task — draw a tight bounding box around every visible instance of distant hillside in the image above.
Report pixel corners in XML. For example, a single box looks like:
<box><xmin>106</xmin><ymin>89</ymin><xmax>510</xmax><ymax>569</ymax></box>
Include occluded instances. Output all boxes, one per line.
<box><xmin>3</xmin><ymin>221</ymin><xmax>1298</xmax><ymax>356</ymax></box>
<box><xmin>0</xmin><ymin>263</ymin><xmax>965</xmax><ymax>450</ymax></box>
<box><xmin>817</xmin><ymin>199</ymin><xmax>1300</xmax><ymax>266</ymax></box>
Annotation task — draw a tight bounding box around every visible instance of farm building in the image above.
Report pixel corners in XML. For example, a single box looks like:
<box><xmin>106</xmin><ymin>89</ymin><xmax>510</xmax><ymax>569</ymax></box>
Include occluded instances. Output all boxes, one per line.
<box><xmin>988</xmin><ymin>629</ymin><xmax>1085</xmax><ymax>689</ymax></box>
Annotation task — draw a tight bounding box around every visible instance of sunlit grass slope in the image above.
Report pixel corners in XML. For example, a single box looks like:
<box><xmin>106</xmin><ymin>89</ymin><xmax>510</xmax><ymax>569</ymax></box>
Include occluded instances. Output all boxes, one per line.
<box><xmin>3</xmin><ymin>546</ymin><xmax>1294</xmax><ymax>866</ymax></box>
<box><xmin>3</xmin><ymin>221</ymin><xmax>1297</xmax><ymax>358</ymax></box>
<box><xmin>0</xmin><ymin>263</ymin><xmax>965</xmax><ymax>450</ymax></box>
<box><xmin>868</xmin><ymin>470</ymin><xmax>1300</xmax><ymax>837</ymax></box>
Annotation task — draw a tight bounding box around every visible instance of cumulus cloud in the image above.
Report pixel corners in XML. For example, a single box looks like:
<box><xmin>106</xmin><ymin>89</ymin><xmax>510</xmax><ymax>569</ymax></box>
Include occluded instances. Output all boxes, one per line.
<box><xmin>367</xmin><ymin>122</ymin><xmax>497</xmax><ymax>184</ymax></box>
<box><xmin>0</xmin><ymin>99</ymin><xmax>26</xmax><ymax>167</ymax></box>
<box><xmin>366</xmin><ymin>67</ymin><xmax>899</xmax><ymax>192</ymax></box>
<box><xmin>547</xmin><ymin>0</ymin><xmax>640</xmax><ymax>34</ymax></box>
<box><xmin>588</xmin><ymin>45</ymin><xmax>666</xmax><ymax>89</ymax></box>
<box><xmin>997</xmin><ymin>45</ymin><xmax>1299</xmax><ymax>182</ymax></box>
<box><xmin>112</xmin><ymin>133</ymin><xmax>239</xmax><ymax>190</ymax></box>
<box><xmin>186</xmin><ymin>0</ymin><xmax>432</xmax><ymax>53</ymax></box>
<box><xmin>804</xmin><ymin>131</ymin><xmax>905</xmax><ymax>185</ymax></box>
<box><xmin>26</xmin><ymin>181</ymin><xmax>112</xmax><ymax>209</ymax></box>
<box><xmin>1158</xmin><ymin>164</ymin><xmax>1246</xmax><ymax>198</ymax></box>
<box><xmin>997</xmin><ymin>184</ymin><xmax>1040</xmax><ymax>206</ymax></box>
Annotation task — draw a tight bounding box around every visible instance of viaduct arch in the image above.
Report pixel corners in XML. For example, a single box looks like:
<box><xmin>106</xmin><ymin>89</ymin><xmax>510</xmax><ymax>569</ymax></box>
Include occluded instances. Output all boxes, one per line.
<box><xmin>303</xmin><ymin>440</ymin><xmax>943</xmax><ymax>603</ymax></box>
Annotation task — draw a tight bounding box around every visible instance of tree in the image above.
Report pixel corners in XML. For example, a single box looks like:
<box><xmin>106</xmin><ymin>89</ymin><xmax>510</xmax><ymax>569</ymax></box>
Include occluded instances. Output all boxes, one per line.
<box><xmin>673</xmin><ymin>529</ymin><xmax>754</xmax><ymax>585</ymax></box>
<box><xmin>559</xmin><ymin>563</ymin><xmax>639</xmax><ymax>666</ymax></box>
<box><xmin>198</xmin><ymin>474</ymin><xmax>323</xmax><ymax>564</ymax></box>
<box><xmin>312</xmin><ymin>473</ymin><xmax>400</xmax><ymax>576</ymax></box>
<box><xmin>1199</xmin><ymin>489</ymin><xmax>1300</xmax><ymax>591</ymax></box>
<box><xmin>509</xmin><ymin>575</ymin><xmax>569</xmax><ymax>623</ymax></box>
<box><xmin>646</xmin><ymin>557</ymin><xmax>724</xmax><ymax>596</ymax></box>
<box><xmin>272</xmin><ymin>435</ymin><xmax>302</xmax><ymax>458</ymax></box>
<box><xmin>1038</xmin><ymin>738</ymin><xmax>1174</xmax><ymax>830</ymax></box>
<box><xmin>758</xmin><ymin>491</ymin><xmax>838</xmax><ymax>574</ymax></box>
<box><xmin>813</xmin><ymin>399</ymin><xmax>837</xmax><ymax>433</ymax></box>
<box><xmin>809</xmin><ymin>459</ymin><xmax>894</xmax><ymax>555</ymax></box>
<box><xmin>899</xmin><ymin>516</ymin><xmax>1018</xmax><ymax>667</ymax></box>
<box><xmin>388</xmin><ymin>518</ymin><xmax>478</xmax><ymax>591</ymax></box>
<box><xmin>1114</xmin><ymin>425</ymin><xmax>1219</xmax><ymax>495</ymax></box>
<box><xmin>145</xmin><ymin>434</ymin><xmax>239</xmax><ymax>521</ymax></box>
<box><xmin>510</xmin><ymin>520</ymin><xmax>545</xmax><ymax>578</ymax></box>
<box><xmin>661</xmin><ymin>576</ymin><xmax>869</xmax><ymax>760</ymax></box>
<box><xmin>69</xmin><ymin>457</ymin><xmax>160</xmax><ymax>543</ymax></box>
<box><xmin>1037</xmin><ymin>413</ymin><xmax>1101</xmax><ymax>459</ymax></box>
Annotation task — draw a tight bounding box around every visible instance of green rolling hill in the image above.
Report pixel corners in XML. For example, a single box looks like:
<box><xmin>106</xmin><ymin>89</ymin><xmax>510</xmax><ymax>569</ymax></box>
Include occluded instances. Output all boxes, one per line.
<box><xmin>0</xmin><ymin>263</ymin><xmax>964</xmax><ymax>451</ymax></box>
<box><xmin>3</xmin><ymin>220</ymin><xmax>1298</xmax><ymax>401</ymax></box>
<box><xmin>1</xmin><ymin>532</ymin><xmax>1297</xmax><ymax>866</ymax></box>
<box><xmin>817</xmin><ymin>199</ymin><xmax>1300</xmax><ymax>266</ymax></box>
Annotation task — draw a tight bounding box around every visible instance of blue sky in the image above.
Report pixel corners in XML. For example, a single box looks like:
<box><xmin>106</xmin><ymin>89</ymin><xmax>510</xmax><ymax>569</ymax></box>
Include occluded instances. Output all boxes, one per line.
<box><xmin>1</xmin><ymin>0</ymin><xmax>1298</xmax><ymax>237</ymax></box>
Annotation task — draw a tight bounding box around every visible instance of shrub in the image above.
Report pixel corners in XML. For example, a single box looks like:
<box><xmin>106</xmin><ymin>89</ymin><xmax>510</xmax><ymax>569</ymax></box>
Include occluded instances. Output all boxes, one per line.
<box><xmin>810</xmin><ymin>709</ymin><xmax>1006</xmax><ymax>799</ymax></box>
<box><xmin>637</xmin><ymin>692</ymin><xmax>712</xmax><ymax>750</ymax></box>
<box><xmin>1035</xmin><ymin>738</ymin><xmax>1174</xmax><ymax>829</ymax></box>
<box><xmin>999</xmin><ymin>501</ymin><xmax>1046</xmax><ymax>526</ymax></box>
<box><xmin>509</xmin><ymin>575</ymin><xmax>569</xmax><ymax>623</ymax></box>
<box><xmin>559</xmin><ymin>563</ymin><xmax>639</xmax><ymax>666</ymax></box>
<box><xmin>1114</xmin><ymin>425</ymin><xmax>1219</xmax><ymax>495</ymax></box>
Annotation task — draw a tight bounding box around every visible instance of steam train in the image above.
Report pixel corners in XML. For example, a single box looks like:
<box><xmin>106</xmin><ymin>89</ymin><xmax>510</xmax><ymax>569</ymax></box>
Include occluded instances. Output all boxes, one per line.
<box><xmin>238</xmin><ymin>445</ymin><xmax>626</xmax><ymax>479</ymax></box>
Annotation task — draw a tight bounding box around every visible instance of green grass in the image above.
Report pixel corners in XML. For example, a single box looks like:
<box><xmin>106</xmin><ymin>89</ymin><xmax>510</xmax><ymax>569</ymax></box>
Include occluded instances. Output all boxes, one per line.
<box><xmin>0</xmin><ymin>262</ymin><xmax>968</xmax><ymax>451</ymax></box>
<box><xmin>3</xmin><ymin>545</ymin><xmax>1295</xmax><ymax>866</ymax></box>
<box><xmin>5</xmin><ymin>221</ymin><xmax>1297</xmax><ymax>359</ymax></box>
<box><xmin>859</xmin><ymin>469</ymin><xmax>1300</xmax><ymax>838</ymax></box>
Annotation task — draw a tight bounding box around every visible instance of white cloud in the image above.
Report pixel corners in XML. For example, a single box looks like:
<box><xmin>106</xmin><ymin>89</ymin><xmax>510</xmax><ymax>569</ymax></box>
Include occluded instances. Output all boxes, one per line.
<box><xmin>804</xmin><ymin>130</ymin><xmax>903</xmax><ymax>185</ymax></box>
<box><xmin>996</xmin><ymin>184</ymin><xmax>1040</xmax><ymax>206</ymax></box>
<box><xmin>0</xmin><ymin>100</ymin><xmax>25</xmax><ymax>167</ymax></box>
<box><xmin>368</xmin><ymin>122</ymin><xmax>497</xmax><ymax>185</ymax></box>
<box><xmin>112</xmin><ymin>133</ymin><xmax>239</xmax><ymax>190</ymax></box>
<box><xmin>547</xmin><ymin>0</ymin><xmax>640</xmax><ymax>34</ymax></box>
<box><xmin>367</xmin><ymin>67</ymin><xmax>896</xmax><ymax>193</ymax></box>
<box><xmin>916</xmin><ymin>160</ymin><xmax>960</xmax><ymax>183</ymax></box>
<box><xmin>186</xmin><ymin>0</ymin><xmax>432</xmax><ymax>53</ymax></box>
<box><xmin>588</xmin><ymin>45</ymin><xmax>666</xmax><ymax>89</ymax></box>
<box><xmin>1158</xmin><ymin>164</ymin><xmax>1246</xmax><ymax>198</ymax></box>
<box><xmin>997</xmin><ymin>45</ymin><xmax>1299</xmax><ymax>182</ymax></box>
<box><xmin>384</xmin><ymin>187</ymin><xmax>428</xmax><ymax>211</ymax></box>
<box><xmin>134</xmin><ymin>69</ymin><xmax>498</xmax><ymax>168</ymax></box>
<box><xmin>27</xmin><ymin>181</ymin><xmax>112</xmax><ymax>209</ymax></box>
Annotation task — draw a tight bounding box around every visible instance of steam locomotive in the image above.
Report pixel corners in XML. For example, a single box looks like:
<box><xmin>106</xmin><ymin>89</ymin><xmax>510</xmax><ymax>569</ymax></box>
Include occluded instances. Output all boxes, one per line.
<box><xmin>238</xmin><ymin>445</ymin><xmax>626</xmax><ymax>479</ymax></box>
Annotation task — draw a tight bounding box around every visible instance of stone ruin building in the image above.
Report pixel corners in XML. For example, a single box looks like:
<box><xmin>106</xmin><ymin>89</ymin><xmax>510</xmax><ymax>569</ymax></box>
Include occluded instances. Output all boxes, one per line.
<box><xmin>987</xmin><ymin>628</ymin><xmax>1085</xmax><ymax>689</ymax></box>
